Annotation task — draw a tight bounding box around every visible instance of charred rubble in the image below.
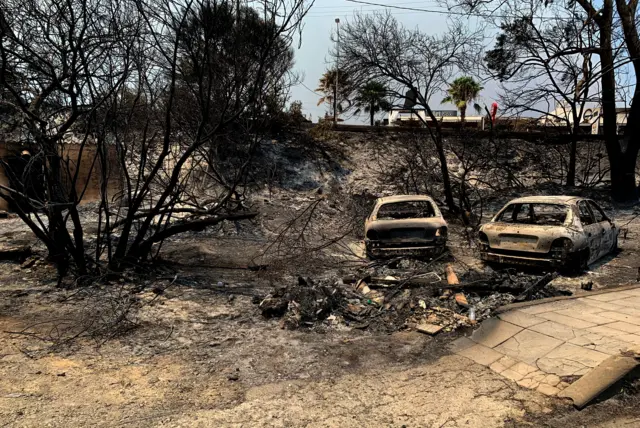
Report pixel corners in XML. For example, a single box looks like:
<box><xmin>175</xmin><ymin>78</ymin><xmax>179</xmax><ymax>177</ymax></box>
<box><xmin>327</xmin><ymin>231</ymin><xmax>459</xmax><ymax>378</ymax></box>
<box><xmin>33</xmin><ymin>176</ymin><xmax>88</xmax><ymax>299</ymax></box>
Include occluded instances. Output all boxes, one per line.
<box><xmin>256</xmin><ymin>257</ymin><xmax>571</xmax><ymax>334</ymax></box>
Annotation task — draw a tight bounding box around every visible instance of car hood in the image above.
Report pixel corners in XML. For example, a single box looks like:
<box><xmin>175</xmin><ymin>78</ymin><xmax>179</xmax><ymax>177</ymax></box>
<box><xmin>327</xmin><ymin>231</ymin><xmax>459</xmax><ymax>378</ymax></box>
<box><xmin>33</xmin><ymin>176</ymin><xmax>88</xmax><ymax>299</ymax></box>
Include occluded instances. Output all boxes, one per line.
<box><xmin>481</xmin><ymin>222</ymin><xmax>581</xmax><ymax>253</ymax></box>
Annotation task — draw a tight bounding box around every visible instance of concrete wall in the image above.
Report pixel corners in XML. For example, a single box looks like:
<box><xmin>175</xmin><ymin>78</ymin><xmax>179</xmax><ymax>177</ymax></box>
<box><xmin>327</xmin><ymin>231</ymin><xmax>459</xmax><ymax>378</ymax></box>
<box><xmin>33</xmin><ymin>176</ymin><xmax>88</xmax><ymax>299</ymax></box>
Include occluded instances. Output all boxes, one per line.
<box><xmin>59</xmin><ymin>144</ymin><xmax>122</xmax><ymax>204</ymax></box>
<box><xmin>0</xmin><ymin>142</ymin><xmax>122</xmax><ymax>212</ymax></box>
<box><xmin>0</xmin><ymin>141</ymin><xmax>24</xmax><ymax>212</ymax></box>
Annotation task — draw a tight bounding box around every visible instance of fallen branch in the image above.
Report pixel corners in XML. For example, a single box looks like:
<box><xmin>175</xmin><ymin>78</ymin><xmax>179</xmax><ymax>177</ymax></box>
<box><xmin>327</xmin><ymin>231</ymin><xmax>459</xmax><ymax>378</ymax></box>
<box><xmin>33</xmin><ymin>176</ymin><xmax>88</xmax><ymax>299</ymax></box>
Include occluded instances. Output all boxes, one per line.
<box><xmin>516</xmin><ymin>272</ymin><xmax>558</xmax><ymax>301</ymax></box>
<box><xmin>343</xmin><ymin>273</ymin><xmax>558</xmax><ymax>295</ymax></box>
<box><xmin>134</xmin><ymin>211</ymin><xmax>258</xmax><ymax>259</ymax></box>
<box><xmin>0</xmin><ymin>245</ymin><xmax>32</xmax><ymax>261</ymax></box>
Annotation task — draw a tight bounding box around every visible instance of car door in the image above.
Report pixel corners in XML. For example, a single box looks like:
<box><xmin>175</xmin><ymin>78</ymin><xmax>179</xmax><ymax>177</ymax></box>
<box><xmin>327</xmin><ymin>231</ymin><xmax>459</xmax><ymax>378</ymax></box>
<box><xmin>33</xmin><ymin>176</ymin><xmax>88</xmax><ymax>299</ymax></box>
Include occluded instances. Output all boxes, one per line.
<box><xmin>577</xmin><ymin>200</ymin><xmax>601</xmax><ymax>263</ymax></box>
<box><xmin>588</xmin><ymin>200</ymin><xmax>615</xmax><ymax>256</ymax></box>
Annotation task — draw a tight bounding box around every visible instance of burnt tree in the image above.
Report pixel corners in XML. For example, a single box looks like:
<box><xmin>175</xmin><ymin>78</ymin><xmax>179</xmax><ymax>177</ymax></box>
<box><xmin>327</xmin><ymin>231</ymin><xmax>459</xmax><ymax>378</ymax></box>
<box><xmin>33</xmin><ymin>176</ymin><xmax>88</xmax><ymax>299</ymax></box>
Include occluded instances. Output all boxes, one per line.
<box><xmin>0</xmin><ymin>0</ymin><xmax>140</xmax><ymax>277</ymax></box>
<box><xmin>336</xmin><ymin>12</ymin><xmax>483</xmax><ymax>213</ymax></box>
<box><xmin>0</xmin><ymin>0</ymin><xmax>313</xmax><ymax>278</ymax></box>
<box><xmin>484</xmin><ymin>11</ymin><xmax>598</xmax><ymax>187</ymax></box>
<box><xmin>451</xmin><ymin>0</ymin><xmax>640</xmax><ymax>201</ymax></box>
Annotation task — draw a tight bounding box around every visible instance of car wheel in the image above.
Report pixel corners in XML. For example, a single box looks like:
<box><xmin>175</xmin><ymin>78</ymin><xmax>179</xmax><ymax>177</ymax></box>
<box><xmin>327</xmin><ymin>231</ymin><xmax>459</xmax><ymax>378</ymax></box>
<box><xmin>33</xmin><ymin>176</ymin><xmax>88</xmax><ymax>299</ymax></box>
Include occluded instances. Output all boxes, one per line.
<box><xmin>365</xmin><ymin>243</ymin><xmax>376</xmax><ymax>260</ymax></box>
<box><xmin>570</xmin><ymin>249</ymin><xmax>589</xmax><ymax>273</ymax></box>
<box><xmin>580</xmin><ymin>252</ymin><xmax>589</xmax><ymax>271</ymax></box>
<box><xmin>433</xmin><ymin>246</ymin><xmax>446</xmax><ymax>257</ymax></box>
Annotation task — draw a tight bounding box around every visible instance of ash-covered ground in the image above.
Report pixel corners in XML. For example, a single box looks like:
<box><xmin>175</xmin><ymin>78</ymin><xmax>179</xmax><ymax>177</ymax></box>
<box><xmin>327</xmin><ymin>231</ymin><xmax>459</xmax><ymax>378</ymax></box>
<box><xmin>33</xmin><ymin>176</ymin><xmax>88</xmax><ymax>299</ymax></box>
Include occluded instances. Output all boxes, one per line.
<box><xmin>1</xmin><ymin>129</ymin><xmax>639</xmax><ymax>427</ymax></box>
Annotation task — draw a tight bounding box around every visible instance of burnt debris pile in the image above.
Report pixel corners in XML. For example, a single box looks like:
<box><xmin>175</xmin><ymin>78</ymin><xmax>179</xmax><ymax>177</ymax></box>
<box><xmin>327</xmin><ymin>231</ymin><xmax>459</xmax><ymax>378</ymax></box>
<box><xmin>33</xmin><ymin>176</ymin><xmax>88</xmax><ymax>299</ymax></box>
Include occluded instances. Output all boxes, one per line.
<box><xmin>256</xmin><ymin>257</ymin><xmax>571</xmax><ymax>333</ymax></box>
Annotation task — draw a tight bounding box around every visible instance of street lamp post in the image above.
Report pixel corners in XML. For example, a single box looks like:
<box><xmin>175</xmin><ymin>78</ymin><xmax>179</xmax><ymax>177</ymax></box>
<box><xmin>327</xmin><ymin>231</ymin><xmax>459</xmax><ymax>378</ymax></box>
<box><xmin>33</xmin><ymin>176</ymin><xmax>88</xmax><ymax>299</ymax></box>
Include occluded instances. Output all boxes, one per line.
<box><xmin>334</xmin><ymin>18</ymin><xmax>340</xmax><ymax>126</ymax></box>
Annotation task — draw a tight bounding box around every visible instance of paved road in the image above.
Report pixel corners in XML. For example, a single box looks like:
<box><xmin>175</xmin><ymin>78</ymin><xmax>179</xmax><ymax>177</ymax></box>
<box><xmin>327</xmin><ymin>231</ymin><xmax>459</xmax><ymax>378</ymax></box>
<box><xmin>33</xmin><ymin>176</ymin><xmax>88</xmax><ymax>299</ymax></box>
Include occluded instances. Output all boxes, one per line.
<box><xmin>451</xmin><ymin>286</ymin><xmax>640</xmax><ymax>396</ymax></box>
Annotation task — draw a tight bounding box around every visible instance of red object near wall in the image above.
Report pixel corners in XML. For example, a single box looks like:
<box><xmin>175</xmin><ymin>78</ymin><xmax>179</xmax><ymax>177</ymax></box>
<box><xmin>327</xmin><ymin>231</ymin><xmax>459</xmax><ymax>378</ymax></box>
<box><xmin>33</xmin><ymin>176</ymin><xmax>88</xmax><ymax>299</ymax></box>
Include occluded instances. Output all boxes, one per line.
<box><xmin>491</xmin><ymin>102</ymin><xmax>498</xmax><ymax>124</ymax></box>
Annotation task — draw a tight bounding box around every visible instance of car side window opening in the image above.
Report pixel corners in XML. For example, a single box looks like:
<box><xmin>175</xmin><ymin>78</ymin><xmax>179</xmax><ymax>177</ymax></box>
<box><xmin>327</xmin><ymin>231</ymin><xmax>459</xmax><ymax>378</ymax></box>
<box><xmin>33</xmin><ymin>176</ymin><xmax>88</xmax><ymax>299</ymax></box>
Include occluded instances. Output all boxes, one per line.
<box><xmin>518</xmin><ymin>204</ymin><xmax>534</xmax><ymax>224</ymax></box>
<box><xmin>587</xmin><ymin>201</ymin><xmax>607</xmax><ymax>223</ymax></box>
<box><xmin>578</xmin><ymin>201</ymin><xmax>595</xmax><ymax>225</ymax></box>
<box><xmin>497</xmin><ymin>204</ymin><xmax>517</xmax><ymax>223</ymax></box>
<box><xmin>376</xmin><ymin>200</ymin><xmax>436</xmax><ymax>220</ymax></box>
<box><xmin>497</xmin><ymin>204</ymin><xmax>531</xmax><ymax>223</ymax></box>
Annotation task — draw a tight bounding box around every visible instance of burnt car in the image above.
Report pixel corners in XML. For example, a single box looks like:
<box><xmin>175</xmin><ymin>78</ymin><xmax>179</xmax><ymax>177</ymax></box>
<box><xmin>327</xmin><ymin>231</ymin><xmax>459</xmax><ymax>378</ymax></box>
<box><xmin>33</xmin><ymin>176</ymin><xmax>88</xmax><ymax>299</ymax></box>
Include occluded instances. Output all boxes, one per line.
<box><xmin>364</xmin><ymin>195</ymin><xmax>448</xmax><ymax>259</ymax></box>
<box><xmin>478</xmin><ymin>196</ymin><xmax>618</xmax><ymax>269</ymax></box>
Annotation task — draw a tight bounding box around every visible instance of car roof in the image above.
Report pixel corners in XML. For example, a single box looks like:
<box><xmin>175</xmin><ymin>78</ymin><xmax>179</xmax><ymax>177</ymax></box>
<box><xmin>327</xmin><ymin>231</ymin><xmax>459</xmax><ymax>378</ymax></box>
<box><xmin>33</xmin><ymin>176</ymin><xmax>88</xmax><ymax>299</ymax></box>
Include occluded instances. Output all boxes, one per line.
<box><xmin>376</xmin><ymin>195</ymin><xmax>435</xmax><ymax>204</ymax></box>
<box><xmin>505</xmin><ymin>195</ymin><xmax>584</xmax><ymax>205</ymax></box>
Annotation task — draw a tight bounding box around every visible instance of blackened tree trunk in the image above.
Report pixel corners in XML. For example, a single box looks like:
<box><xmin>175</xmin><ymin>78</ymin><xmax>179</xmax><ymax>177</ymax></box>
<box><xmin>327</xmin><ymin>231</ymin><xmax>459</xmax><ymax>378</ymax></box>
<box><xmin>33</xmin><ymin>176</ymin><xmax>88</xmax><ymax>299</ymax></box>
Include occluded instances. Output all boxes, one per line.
<box><xmin>421</xmin><ymin>102</ymin><xmax>457</xmax><ymax>213</ymax></box>
<box><xmin>435</xmin><ymin>132</ymin><xmax>456</xmax><ymax>212</ymax></box>
<box><xmin>567</xmin><ymin>116</ymin><xmax>581</xmax><ymax>187</ymax></box>
<box><xmin>567</xmin><ymin>134</ymin><xmax>578</xmax><ymax>187</ymax></box>
<box><xmin>576</xmin><ymin>0</ymin><xmax>639</xmax><ymax>201</ymax></box>
<box><xmin>597</xmin><ymin>6</ymin><xmax>637</xmax><ymax>201</ymax></box>
<box><xmin>612</xmin><ymin>0</ymin><xmax>640</xmax><ymax>200</ymax></box>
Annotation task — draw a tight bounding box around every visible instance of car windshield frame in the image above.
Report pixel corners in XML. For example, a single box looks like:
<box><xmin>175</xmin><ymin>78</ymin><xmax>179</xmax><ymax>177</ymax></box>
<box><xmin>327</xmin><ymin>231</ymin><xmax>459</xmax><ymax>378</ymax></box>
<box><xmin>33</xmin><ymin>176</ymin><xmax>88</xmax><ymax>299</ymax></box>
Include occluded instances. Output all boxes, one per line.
<box><xmin>375</xmin><ymin>200</ymin><xmax>437</xmax><ymax>220</ymax></box>
<box><xmin>495</xmin><ymin>203</ymin><xmax>569</xmax><ymax>226</ymax></box>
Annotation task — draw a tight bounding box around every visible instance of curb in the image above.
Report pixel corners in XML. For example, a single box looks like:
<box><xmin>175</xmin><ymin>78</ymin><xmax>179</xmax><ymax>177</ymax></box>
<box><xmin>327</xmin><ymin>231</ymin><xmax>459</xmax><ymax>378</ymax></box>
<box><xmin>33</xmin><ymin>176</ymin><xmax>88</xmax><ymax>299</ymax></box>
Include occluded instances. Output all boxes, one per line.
<box><xmin>558</xmin><ymin>355</ymin><xmax>640</xmax><ymax>409</ymax></box>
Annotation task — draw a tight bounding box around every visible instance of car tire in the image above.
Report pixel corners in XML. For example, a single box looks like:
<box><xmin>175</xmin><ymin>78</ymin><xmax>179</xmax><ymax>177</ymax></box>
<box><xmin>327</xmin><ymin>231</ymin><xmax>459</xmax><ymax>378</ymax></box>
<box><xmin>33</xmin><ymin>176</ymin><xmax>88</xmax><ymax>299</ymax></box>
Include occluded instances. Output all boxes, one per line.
<box><xmin>570</xmin><ymin>249</ymin><xmax>589</xmax><ymax>273</ymax></box>
<box><xmin>365</xmin><ymin>243</ymin><xmax>376</xmax><ymax>260</ymax></box>
<box><xmin>433</xmin><ymin>246</ymin><xmax>446</xmax><ymax>257</ymax></box>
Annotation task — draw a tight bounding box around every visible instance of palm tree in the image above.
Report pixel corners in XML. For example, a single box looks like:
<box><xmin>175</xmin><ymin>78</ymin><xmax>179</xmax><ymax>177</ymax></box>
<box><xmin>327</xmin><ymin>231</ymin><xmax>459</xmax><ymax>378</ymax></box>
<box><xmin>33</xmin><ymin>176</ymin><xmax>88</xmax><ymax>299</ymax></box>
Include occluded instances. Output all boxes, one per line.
<box><xmin>354</xmin><ymin>81</ymin><xmax>391</xmax><ymax>125</ymax></box>
<box><xmin>441</xmin><ymin>77</ymin><xmax>483</xmax><ymax>124</ymax></box>
<box><xmin>316</xmin><ymin>68</ymin><xmax>352</xmax><ymax>118</ymax></box>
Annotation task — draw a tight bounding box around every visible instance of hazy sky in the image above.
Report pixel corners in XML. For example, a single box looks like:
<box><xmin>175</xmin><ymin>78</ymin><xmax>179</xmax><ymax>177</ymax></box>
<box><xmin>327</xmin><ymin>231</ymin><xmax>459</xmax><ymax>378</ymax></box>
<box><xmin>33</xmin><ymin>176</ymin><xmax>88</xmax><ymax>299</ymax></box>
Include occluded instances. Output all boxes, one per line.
<box><xmin>290</xmin><ymin>0</ymin><xmax>500</xmax><ymax>123</ymax></box>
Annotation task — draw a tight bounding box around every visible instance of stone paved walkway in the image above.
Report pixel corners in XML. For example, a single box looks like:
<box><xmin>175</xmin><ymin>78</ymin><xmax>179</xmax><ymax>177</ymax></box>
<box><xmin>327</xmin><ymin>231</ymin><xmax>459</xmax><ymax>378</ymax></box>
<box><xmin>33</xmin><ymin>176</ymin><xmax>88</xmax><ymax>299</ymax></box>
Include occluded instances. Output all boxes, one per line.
<box><xmin>450</xmin><ymin>286</ymin><xmax>640</xmax><ymax>397</ymax></box>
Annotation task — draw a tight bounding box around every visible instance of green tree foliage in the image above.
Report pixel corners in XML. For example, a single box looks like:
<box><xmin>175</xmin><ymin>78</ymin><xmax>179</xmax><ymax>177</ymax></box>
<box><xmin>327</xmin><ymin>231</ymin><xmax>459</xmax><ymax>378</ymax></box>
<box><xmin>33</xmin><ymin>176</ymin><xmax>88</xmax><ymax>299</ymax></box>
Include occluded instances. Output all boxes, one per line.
<box><xmin>441</xmin><ymin>77</ymin><xmax>483</xmax><ymax>123</ymax></box>
<box><xmin>353</xmin><ymin>81</ymin><xmax>391</xmax><ymax>125</ymax></box>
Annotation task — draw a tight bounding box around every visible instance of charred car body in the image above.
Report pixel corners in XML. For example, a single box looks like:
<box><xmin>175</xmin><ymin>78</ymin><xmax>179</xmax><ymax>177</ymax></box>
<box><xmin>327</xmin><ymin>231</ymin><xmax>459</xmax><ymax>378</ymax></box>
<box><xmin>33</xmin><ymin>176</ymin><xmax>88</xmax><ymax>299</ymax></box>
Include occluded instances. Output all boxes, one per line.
<box><xmin>365</xmin><ymin>195</ymin><xmax>447</xmax><ymax>259</ymax></box>
<box><xmin>479</xmin><ymin>196</ymin><xmax>618</xmax><ymax>269</ymax></box>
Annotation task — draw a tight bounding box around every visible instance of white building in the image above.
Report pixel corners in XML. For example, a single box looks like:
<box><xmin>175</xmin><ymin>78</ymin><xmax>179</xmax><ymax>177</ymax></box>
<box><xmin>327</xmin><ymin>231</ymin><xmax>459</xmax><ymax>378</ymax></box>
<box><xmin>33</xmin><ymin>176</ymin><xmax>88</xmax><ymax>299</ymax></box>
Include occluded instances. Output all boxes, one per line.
<box><xmin>386</xmin><ymin>109</ymin><xmax>486</xmax><ymax>129</ymax></box>
<box><xmin>539</xmin><ymin>102</ymin><xmax>629</xmax><ymax>135</ymax></box>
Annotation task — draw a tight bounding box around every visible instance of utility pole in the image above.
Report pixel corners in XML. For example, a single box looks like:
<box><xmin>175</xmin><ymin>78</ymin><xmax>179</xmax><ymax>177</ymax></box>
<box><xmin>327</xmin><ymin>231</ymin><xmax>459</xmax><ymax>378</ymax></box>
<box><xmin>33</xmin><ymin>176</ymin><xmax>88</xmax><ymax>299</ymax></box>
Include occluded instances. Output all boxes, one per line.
<box><xmin>333</xmin><ymin>18</ymin><xmax>340</xmax><ymax>126</ymax></box>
